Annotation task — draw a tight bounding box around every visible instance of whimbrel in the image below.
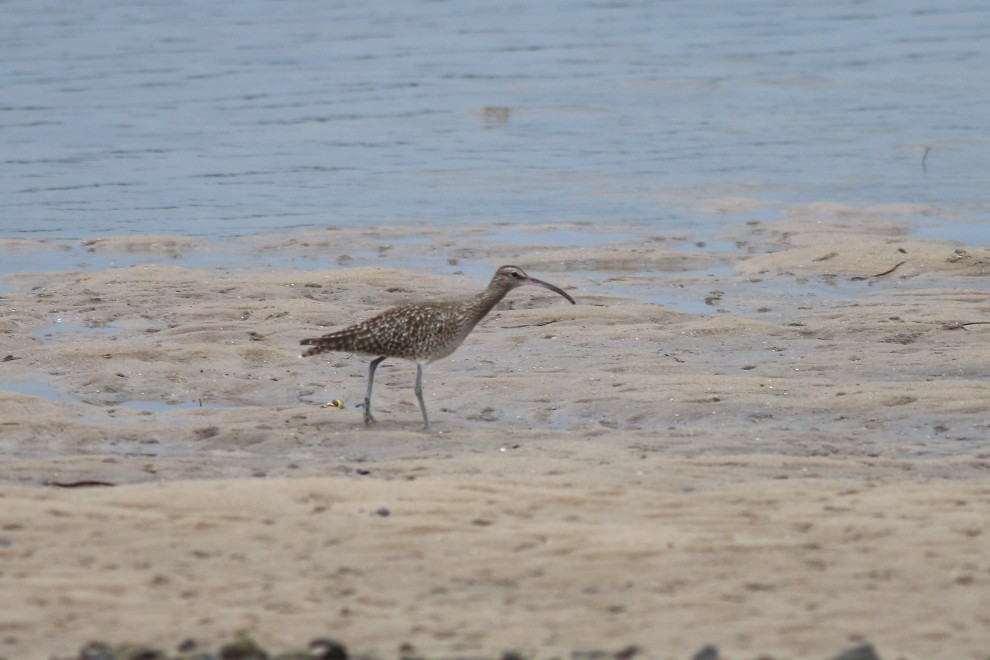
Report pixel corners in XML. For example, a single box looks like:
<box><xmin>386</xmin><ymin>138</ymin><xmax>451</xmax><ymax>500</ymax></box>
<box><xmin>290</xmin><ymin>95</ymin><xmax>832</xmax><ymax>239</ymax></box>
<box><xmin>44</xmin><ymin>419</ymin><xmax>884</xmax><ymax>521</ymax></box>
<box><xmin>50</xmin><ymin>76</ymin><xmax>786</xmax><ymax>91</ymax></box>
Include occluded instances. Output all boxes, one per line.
<box><xmin>301</xmin><ymin>265</ymin><xmax>575</xmax><ymax>429</ymax></box>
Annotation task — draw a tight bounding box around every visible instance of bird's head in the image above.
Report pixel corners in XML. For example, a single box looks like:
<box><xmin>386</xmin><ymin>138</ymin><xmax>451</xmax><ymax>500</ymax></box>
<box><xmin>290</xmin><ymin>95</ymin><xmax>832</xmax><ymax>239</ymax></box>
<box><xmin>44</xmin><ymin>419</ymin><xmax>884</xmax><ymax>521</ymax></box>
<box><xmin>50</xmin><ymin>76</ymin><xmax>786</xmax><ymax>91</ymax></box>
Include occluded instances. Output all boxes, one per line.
<box><xmin>492</xmin><ymin>265</ymin><xmax>575</xmax><ymax>304</ymax></box>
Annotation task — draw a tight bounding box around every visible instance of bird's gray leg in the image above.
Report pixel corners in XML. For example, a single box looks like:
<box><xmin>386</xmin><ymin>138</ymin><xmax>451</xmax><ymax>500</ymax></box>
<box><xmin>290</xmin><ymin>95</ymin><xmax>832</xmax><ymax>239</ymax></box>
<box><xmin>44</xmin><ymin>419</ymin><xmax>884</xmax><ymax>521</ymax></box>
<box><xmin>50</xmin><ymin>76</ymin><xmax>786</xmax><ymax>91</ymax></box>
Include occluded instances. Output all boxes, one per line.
<box><xmin>414</xmin><ymin>363</ymin><xmax>430</xmax><ymax>430</ymax></box>
<box><xmin>364</xmin><ymin>357</ymin><xmax>387</xmax><ymax>424</ymax></box>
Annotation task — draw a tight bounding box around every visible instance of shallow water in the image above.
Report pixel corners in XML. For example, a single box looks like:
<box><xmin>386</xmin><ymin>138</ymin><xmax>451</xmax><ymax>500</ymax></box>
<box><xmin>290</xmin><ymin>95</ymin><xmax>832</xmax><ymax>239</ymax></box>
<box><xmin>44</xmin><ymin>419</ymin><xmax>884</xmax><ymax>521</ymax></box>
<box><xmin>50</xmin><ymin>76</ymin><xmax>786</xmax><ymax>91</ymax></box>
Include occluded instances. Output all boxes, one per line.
<box><xmin>3</xmin><ymin>0</ymin><xmax>988</xmax><ymax>248</ymax></box>
<box><xmin>0</xmin><ymin>379</ymin><xmax>236</xmax><ymax>415</ymax></box>
<box><xmin>29</xmin><ymin>320</ymin><xmax>120</xmax><ymax>339</ymax></box>
<box><xmin>0</xmin><ymin>380</ymin><xmax>80</xmax><ymax>404</ymax></box>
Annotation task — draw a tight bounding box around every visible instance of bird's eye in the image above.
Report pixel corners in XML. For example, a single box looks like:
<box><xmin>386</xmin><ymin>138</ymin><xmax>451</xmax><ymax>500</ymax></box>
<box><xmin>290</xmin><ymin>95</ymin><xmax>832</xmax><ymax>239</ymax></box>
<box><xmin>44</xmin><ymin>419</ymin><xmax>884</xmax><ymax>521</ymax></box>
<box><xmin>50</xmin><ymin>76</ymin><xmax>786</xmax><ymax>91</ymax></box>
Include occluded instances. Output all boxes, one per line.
<box><xmin>510</xmin><ymin>271</ymin><xmax>523</xmax><ymax>279</ymax></box>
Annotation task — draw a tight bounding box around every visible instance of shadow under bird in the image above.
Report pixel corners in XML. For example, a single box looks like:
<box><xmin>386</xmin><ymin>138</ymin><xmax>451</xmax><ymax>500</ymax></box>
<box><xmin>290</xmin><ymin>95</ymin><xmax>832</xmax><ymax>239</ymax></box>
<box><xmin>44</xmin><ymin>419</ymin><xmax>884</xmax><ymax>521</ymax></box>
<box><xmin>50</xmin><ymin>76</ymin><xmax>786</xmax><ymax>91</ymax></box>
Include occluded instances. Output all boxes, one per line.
<box><xmin>301</xmin><ymin>265</ymin><xmax>576</xmax><ymax>429</ymax></box>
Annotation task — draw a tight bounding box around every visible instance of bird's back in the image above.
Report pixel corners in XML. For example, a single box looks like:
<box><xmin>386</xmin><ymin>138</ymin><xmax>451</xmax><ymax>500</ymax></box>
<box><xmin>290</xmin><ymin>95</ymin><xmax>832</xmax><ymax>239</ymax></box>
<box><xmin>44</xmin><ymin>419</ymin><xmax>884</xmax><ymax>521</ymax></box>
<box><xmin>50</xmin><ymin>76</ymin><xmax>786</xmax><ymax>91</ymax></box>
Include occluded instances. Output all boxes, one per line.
<box><xmin>301</xmin><ymin>301</ymin><xmax>477</xmax><ymax>363</ymax></box>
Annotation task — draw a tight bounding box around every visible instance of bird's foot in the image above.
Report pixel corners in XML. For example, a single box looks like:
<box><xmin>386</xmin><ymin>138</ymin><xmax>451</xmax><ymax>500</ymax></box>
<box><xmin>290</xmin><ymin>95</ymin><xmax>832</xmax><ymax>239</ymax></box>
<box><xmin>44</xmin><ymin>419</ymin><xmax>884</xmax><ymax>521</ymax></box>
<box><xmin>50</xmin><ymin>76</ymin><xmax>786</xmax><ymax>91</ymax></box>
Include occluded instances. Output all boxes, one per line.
<box><xmin>360</xmin><ymin>399</ymin><xmax>376</xmax><ymax>424</ymax></box>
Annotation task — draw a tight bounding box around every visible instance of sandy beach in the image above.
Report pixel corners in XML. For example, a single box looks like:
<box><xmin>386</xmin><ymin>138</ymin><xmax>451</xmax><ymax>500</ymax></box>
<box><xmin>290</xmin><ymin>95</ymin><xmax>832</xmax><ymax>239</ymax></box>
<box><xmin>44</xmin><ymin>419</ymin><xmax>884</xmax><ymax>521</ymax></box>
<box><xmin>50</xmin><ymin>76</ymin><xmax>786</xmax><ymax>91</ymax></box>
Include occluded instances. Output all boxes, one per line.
<box><xmin>2</xmin><ymin>213</ymin><xmax>989</xmax><ymax>658</ymax></box>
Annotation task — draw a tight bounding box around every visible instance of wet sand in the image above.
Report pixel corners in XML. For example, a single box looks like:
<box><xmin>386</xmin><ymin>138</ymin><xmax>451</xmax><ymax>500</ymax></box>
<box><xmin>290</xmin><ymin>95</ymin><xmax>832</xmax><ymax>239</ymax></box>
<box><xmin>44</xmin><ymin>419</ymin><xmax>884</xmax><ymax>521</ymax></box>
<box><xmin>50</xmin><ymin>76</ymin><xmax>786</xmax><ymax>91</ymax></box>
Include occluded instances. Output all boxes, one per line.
<box><xmin>2</xmin><ymin>214</ymin><xmax>989</xmax><ymax>658</ymax></box>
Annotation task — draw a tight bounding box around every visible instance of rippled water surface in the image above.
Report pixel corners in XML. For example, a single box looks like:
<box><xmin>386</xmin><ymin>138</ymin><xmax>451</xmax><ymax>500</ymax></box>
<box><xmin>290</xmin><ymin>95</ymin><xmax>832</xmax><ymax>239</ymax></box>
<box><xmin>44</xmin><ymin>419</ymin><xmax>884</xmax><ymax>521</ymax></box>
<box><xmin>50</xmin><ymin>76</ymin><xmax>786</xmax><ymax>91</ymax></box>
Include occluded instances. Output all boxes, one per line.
<box><xmin>3</xmin><ymin>0</ymin><xmax>989</xmax><ymax>243</ymax></box>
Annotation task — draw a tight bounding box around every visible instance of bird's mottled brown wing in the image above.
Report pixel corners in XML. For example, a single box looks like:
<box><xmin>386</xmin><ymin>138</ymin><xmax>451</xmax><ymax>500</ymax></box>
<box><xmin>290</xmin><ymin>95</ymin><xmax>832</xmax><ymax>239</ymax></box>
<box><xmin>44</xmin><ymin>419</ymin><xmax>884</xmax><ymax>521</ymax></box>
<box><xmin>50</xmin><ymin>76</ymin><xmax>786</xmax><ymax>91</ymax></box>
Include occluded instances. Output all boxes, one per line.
<box><xmin>301</xmin><ymin>302</ymin><xmax>465</xmax><ymax>362</ymax></box>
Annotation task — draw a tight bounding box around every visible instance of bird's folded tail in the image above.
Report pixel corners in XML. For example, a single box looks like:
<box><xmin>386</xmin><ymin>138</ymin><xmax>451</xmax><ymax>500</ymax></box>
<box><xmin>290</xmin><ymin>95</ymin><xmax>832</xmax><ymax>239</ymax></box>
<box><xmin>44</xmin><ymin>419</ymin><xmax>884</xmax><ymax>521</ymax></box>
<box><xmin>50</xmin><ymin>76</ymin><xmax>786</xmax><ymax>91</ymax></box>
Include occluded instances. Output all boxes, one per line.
<box><xmin>299</xmin><ymin>337</ymin><xmax>326</xmax><ymax>357</ymax></box>
<box><xmin>300</xmin><ymin>326</ymin><xmax>375</xmax><ymax>357</ymax></box>
<box><xmin>299</xmin><ymin>324</ymin><xmax>382</xmax><ymax>357</ymax></box>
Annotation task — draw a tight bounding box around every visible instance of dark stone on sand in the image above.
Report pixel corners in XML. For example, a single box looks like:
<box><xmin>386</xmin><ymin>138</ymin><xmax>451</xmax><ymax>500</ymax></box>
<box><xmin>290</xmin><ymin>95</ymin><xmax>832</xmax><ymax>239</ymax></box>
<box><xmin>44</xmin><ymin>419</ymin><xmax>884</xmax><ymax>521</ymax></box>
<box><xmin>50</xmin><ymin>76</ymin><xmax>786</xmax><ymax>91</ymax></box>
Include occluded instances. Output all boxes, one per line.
<box><xmin>79</xmin><ymin>642</ymin><xmax>116</xmax><ymax>660</ymax></box>
<box><xmin>832</xmin><ymin>643</ymin><xmax>881</xmax><ymax>660</ymax></box>
<box><xmin>570</xmin><ymin>647</ymin><xmax>639</xmax><ymax>660</ymax></box>
<box><xmin>307</xmin><ymin>638</ymin><xmax>348</xmax><ymax>660</ymax></box>
<box><xmin>614</xmin><ymin>646</ymin><xmax>640</xmax><ymax>659</ymax></box>
<box><xmin>499</xmin><ymin>652</ymin><xmax>526</xmax><ymax>660</ymax></box>
<box><xmin>113</xmin><ymin>646</ymin><xmax>167</xmax><ymax>660</ymax></box>
<box><xmin>691</xmin><ymin>645</ymin><xmax>720</xmax><ymax>660</ymax></box>
<box><xmin>398</xmin><ymin>641</ymin><xmax>424</xmax><ymax>660</ymax></box>
<box><xmin>219</xmin><ymin>637</ymin><xmax>268</xmax><ymax>660</ymax></box>
<box><xmin>176</xmin><ymin>639</ymin><xmax>199</xmax><ymax>653</ymax></box>
<box><xmin>78</xmin><ymin>643</ymin><xmax>168</xmax><ymax>660</ymax></box>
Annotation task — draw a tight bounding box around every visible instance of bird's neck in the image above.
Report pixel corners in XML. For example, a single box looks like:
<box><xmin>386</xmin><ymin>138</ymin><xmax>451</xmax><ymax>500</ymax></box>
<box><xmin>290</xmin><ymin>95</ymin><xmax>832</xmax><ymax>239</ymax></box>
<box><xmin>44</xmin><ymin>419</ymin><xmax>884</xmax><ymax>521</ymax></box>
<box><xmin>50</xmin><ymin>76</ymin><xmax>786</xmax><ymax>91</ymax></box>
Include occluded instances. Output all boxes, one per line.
<box><xmin>467</xmin><ymin>283</ymin><xmax>512</xmax><ymax>323</ymax></box>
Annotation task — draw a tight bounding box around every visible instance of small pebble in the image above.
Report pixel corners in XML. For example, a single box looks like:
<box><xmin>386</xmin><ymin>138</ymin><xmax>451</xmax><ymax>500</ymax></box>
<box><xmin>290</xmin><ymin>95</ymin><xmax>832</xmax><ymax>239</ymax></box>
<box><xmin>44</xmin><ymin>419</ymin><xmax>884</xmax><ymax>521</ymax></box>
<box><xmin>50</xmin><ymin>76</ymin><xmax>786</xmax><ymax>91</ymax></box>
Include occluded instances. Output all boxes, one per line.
<box><xmin>832</xmin><ymin>643</ymin><xmax>881</xmax><ymax>660</ymax></box>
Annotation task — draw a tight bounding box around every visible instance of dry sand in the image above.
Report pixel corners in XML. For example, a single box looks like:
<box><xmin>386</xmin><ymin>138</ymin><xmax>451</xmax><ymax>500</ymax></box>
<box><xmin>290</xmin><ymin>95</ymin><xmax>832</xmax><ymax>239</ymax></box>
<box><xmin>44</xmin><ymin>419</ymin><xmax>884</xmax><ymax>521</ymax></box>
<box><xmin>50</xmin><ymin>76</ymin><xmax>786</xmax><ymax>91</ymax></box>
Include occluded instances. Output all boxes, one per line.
<box><xmin>1</xmin><ymin>213</ymin><xmax>989</xmax><ymax>658</ymax></box>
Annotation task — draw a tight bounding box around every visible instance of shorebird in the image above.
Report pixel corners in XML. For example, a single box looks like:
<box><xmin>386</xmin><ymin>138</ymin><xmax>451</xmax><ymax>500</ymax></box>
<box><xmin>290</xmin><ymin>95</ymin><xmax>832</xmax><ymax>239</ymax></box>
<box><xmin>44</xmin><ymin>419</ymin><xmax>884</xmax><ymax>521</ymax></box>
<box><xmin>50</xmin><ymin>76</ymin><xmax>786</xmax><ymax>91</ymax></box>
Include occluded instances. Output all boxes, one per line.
<box><xmin>301</xmin><ymin>265</ymin><xmax>575</xmax><ymax>429</ymax></box>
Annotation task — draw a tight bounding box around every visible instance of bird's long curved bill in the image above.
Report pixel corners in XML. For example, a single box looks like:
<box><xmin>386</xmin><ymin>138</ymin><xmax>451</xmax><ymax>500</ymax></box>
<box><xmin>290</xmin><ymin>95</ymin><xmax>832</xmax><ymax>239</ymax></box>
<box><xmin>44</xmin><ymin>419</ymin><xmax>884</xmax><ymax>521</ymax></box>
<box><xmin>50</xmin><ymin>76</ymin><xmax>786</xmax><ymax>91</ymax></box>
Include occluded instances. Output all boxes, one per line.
<box><xmin>526</xmin><ymin>277</ymin><xmax>576</xmax><ymax>305</ymax></box>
